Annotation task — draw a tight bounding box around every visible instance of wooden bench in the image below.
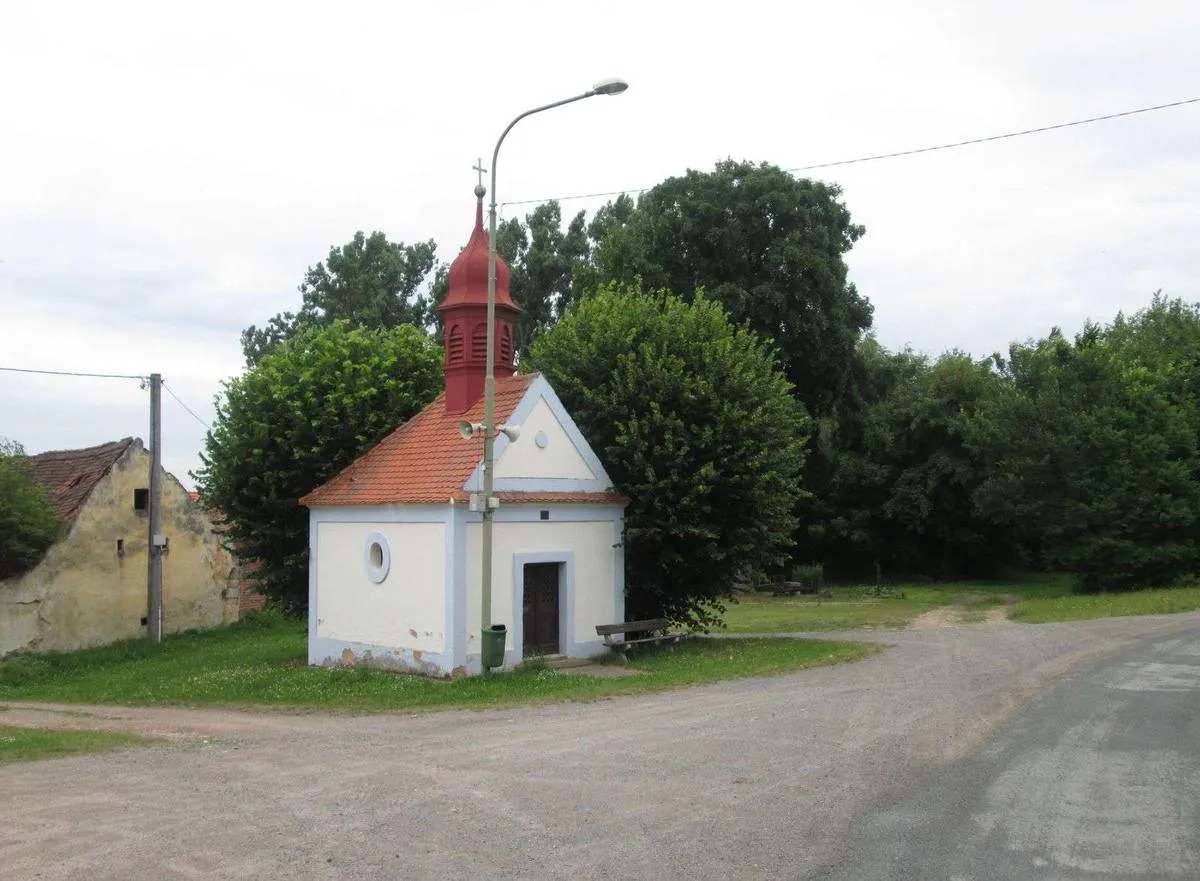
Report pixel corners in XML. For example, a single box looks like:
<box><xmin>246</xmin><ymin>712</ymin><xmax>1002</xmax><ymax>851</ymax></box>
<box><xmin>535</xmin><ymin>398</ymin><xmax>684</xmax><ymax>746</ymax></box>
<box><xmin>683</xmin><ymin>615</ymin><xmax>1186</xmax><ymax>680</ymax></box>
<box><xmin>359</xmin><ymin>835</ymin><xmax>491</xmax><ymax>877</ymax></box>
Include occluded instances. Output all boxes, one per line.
<box><xmin>596</xmin><ymin>618</ymin><xmax>688</xmax><ymax>654</ymax></box>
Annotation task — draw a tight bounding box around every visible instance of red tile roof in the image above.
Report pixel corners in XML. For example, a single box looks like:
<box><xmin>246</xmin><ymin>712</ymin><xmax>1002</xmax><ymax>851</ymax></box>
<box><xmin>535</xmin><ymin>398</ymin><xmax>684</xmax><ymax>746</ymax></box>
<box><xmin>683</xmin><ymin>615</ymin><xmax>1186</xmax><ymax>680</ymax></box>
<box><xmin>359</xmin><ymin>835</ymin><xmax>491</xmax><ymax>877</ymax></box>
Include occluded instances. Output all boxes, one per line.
<box><xmin>301</xmin><ymin>375</ymin><xmax>534</xmax><ymax>506</ymax></box>
<box><xmin>26</xmin><ymin>438</ymin><xmax>136</xmax><ymax>521</ymax></box>
<box><xmin>301</xmin><ymin>375</ymin><xmax>627</xmax><ymax>507</ymax></box>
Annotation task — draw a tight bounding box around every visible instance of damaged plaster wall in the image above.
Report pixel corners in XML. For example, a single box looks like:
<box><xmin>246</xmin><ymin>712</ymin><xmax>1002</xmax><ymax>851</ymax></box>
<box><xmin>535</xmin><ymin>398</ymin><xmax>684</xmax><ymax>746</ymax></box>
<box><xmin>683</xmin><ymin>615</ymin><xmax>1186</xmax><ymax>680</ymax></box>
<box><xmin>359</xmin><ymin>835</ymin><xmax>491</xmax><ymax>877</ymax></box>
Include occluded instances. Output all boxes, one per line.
<box><xmin>0</xmin><ymin>441</ymin><xmax>236</xmax><ymax>656</ymax></box>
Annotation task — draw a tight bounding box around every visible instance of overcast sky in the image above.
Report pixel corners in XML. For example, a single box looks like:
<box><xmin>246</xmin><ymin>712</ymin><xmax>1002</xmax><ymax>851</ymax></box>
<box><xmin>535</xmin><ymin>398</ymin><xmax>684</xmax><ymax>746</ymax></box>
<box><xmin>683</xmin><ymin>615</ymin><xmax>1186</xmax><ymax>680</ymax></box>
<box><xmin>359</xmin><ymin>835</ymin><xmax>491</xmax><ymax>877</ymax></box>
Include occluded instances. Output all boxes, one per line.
<box><xmin>2</xmin><ymin>0</ymin><xmax>1198</xmax><ymax>488</ymax></box>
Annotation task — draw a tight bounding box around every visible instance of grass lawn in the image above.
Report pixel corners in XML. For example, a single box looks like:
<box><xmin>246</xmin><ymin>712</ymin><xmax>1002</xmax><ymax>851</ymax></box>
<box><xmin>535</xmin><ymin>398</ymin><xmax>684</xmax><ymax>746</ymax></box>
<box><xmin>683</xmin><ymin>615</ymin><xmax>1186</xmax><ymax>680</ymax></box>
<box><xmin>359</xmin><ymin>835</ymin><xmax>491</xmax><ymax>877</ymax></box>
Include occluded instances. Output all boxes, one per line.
<box><xmin>0</xmin><ymin>613</ymin><xmax>876</xmax><ymax>713</ymax></box>
<box><xmin>0</xmin><ymin>724</ymin><xmax>147</xmax><ymax>764</ymax></box>
<box><xmin>1010</xmin><ymin>585</ymin><xmax>1200</xmax><ymax>623</ymax></box>
<box><xmin>724</xmin><ymin>575</ymin><xmax>1200</xmax><ymax>631</ymax></box>
<box><xmin>722</xmin><ymin>576</ymin><xmax>1075</xmax><ymax>632</ymax></box>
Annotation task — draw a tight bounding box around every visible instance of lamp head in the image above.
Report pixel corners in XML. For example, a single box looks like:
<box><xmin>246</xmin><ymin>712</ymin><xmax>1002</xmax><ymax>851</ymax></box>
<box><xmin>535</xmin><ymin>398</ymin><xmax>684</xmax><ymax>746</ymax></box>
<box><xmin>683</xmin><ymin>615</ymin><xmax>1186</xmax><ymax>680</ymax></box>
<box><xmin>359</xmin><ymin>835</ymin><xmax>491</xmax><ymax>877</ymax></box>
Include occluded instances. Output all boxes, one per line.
<box><xmin>591</xmin><ymin>78</ymin><xmax>629</xmax><ymax>96</ymax></box>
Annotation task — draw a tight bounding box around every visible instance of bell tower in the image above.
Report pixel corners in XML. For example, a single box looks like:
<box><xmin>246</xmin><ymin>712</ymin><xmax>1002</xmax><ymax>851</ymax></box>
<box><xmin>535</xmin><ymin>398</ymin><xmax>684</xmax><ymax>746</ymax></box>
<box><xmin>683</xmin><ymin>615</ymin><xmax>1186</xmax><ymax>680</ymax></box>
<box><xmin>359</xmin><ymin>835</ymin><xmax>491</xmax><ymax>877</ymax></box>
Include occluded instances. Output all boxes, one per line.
<box><xmin>437</xmin><ymin>185</ymin><xmax>521</xmax><ymax>413</ymax></box>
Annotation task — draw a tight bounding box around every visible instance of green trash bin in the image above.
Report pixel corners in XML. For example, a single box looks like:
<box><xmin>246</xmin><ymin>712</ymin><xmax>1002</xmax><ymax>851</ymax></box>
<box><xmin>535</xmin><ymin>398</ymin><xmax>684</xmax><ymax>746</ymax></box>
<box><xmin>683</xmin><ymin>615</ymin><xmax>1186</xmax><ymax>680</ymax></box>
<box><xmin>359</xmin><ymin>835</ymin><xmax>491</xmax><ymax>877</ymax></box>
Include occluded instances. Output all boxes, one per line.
<box><xmin>481</xmin><ymin>624</ymin><xmax>507</xmax><ymax>670</ymax></box>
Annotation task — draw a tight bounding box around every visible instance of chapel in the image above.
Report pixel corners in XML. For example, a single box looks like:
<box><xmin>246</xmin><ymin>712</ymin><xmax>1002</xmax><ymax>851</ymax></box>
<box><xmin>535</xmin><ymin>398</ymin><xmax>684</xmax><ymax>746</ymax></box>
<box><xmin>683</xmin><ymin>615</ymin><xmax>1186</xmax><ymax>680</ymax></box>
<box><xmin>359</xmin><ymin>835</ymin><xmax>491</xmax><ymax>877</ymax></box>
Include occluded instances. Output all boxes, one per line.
<box><xmin>301</xmin><ymin>188</ymin><xmax>627</xmax><ymax>676</ymax></box>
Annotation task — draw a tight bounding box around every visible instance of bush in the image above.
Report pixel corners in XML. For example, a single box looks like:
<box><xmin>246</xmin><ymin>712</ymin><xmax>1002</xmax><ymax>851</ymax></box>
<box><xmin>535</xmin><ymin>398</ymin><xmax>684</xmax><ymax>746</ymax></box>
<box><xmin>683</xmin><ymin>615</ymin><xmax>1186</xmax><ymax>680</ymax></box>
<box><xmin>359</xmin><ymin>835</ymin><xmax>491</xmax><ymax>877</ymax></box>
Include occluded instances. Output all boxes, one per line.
<box><xmin>0</xmin><ymin>439</ymin><xmax>61</xmax><ymax>580</ymax></box>
<box><xmin>790</xmin><ymin>563</ymin><xmax>824</xmax><ymax>589</ymax></box>
<box><xmin>526</xmin><ymin>284</ymin><xmax>810</xmax><ymax>628</ymax></box>
<box><xmin>195</xmin><ymin>322</ymin><xmax>443</xmax><ymax>611</ymax></box>
<box><xmin>976</xmin><ymin>298</ymin><xmax>1200</xmax><ymax>592</ymax></box>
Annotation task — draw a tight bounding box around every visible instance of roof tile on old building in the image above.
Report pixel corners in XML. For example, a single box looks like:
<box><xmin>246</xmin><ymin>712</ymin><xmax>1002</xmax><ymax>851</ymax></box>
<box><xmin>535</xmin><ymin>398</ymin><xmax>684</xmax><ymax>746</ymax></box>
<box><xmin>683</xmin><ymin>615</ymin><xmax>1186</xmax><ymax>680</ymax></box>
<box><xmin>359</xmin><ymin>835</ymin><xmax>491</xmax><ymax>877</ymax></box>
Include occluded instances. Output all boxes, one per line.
<box><xmin>25</xmin><ymin>438</ymin><xmax>137</xmax><ymax>521</ymax></box>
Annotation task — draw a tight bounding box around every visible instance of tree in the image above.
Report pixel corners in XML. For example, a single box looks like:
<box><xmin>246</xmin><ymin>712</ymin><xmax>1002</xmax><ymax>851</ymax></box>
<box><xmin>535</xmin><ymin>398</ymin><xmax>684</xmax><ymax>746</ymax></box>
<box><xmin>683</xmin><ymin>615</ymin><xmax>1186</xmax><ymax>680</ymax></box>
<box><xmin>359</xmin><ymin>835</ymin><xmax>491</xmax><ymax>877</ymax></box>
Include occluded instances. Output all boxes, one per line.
<box><xmin>801</xmin><ymin>343</ymin><xmax>1016</xmax><ymax>580</ymax></box>
<box><xmin>975</xmin><ymin>296</ymin><xmax>1200</xmax><ymax>590</ymax></box>
<box><xmin>570</xmin><ymin>193</ymin><xmax>636</xmax><ymax>308</ymax></box>
<box><xmin>197</xmin><ymin>322</ymin><xmax>443</xmax><ymax>610</ymax></box>
<box><xmin>799</xmin><ymin>339</ymin><xmax>927</xmax><ymax>578</ymax></box>
<box><xmin>525</xmin><ymin>284</ymin><xmax>810</xmax><ymax>627</ymax></box>
<box><xmin>0</xmin><ymin>438</ymin><xmax>61</xmax><ymax>580</ymax></box>
<box><xmin>590</xmin><ymin>160</ymin><xmax>872</xmax><ymax>416</ymax></box>
<box><xmin>871</xmin><ymin>351</ymin><xmax>1015</xmax><ymax>578</ymax></box>
<box><xmin>241</xmin><ymin>232</ymin><xmax>438</xmax><ymax>366</ymax></box>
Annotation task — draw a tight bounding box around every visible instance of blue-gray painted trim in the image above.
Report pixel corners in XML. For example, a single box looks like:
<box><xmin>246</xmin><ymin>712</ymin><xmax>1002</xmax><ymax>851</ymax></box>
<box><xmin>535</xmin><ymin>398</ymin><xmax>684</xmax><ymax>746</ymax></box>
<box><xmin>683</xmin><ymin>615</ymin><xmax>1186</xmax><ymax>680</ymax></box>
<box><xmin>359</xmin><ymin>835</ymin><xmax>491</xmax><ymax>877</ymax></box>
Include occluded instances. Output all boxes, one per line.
<box><xmin>310</xmin><ymin>504</ymin><xmax>452</xmax><ymax>524</ymax></box>
<box><xmin>448</xmin><ymin>503</ymin><xmax>468</xmax><ymax>672</ymax></box>
<box><xmin>462</xmin><ymin>504</ymin><xmax>626</xmax><ymax>525</ymax></box>
<box><xmin>363</xmin><ymin>531</ymin><xmax>390</xmax><ymax>583</ymax></box>
<box><xmin>310</xmin><ymin>634</ymin><xmax>454</xmax><ymax>677</ymax></box>
<box><xmin>461</xmin><ymin>638</ymin><xmax>611</xmax><ymax>674</ymax></box>
<box><xmin>308</xmin><ymin>511</ymin><xmax>319</xmax><ymax>654</ymax></box>
<box><xmin>612</xmin><ymin>518</ymin><xmax>626</xmax><ymax>624</ymax></box>
<box><xmin>530</xmin><ymin>375</ymin><xmax>615</xmax><ymax>485</ymax></box>
<box><xmin>442</xmin><ymin>503</ymin><xmax>456</xmax><ymax>670</ymax></box>
<box><xmin>490</xmin><ymin>476</ymin><xmax>616</xmax><ymax>492</ymax></box>
<box><xmin>463</xmin><ymin>375</ymin><xmax>616</xmax><ymax>492</ymax></box>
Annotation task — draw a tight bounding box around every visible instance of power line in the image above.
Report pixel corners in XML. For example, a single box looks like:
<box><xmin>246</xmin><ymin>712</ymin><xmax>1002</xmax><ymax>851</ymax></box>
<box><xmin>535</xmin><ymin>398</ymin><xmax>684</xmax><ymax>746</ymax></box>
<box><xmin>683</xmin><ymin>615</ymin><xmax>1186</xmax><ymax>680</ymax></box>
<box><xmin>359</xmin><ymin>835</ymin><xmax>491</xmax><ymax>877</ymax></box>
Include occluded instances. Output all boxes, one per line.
<box><xmin>0</xmin><ymin>365</ymin><xmax>146</xmax><ymax>380</ymax></box>
<box><xmin>162</xmin><ymin>381</ymin><xmax>211</xmax><ymax>430</ymax></box>
<box><xmin>499</xmin><ymin>95</ymin><xmax>1200</xmax><ymax>209</ymax></box>
<box><xmin>787</xmin><ymin>96</ymin><xmax>1200</xmax><ymax>172</ymax></box>
<box><xmin>1</xmin><ymin>363</ymin><xmax>211</xmax><ymax>429</ymax></box>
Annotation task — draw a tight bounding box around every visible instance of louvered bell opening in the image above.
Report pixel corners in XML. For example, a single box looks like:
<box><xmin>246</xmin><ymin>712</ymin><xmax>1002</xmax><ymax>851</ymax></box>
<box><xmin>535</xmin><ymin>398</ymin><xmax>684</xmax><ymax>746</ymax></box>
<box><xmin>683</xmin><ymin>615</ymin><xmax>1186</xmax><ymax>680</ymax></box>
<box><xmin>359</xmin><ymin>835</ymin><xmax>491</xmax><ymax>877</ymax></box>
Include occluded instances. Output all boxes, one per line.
<box><xmin>471</xmin><ymin>323</ymin><xmax>488</xmax><ymax>361</ymax></box>
<box><xmin>500</xmin><ymin>323</ymin><xmax>513</xmax><ymax>364</ymax></box>
<box><xmin>447</xmin><ymin>325</ymin><xmax>465</xmax><ymax>366</ymax></box>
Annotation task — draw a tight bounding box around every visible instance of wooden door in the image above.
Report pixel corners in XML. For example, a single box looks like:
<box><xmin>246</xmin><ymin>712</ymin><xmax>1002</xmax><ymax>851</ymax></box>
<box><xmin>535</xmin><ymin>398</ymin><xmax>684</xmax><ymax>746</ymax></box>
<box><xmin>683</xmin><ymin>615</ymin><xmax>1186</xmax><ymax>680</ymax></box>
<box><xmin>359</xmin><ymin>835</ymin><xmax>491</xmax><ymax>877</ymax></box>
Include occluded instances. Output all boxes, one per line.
<box><xmin>522</xmin><ymin>563</ymin><xmax>560</xmax><ymax>655</ymax></box>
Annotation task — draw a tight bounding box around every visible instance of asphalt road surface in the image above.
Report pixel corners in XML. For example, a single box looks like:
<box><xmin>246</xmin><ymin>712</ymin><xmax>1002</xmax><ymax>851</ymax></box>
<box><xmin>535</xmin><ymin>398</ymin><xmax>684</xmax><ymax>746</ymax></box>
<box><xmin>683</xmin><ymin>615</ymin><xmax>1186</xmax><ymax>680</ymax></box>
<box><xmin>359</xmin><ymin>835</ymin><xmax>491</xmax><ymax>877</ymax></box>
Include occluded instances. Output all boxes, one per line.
<box><xmin>818</xmin><ymin>626</ymin><xmax>1200</xmax><ymax>880</ymax></box>
<box><xmin>2</xmin><ymin>613</ymin><xmax>1197</xmax><ymax>880</ymax></box>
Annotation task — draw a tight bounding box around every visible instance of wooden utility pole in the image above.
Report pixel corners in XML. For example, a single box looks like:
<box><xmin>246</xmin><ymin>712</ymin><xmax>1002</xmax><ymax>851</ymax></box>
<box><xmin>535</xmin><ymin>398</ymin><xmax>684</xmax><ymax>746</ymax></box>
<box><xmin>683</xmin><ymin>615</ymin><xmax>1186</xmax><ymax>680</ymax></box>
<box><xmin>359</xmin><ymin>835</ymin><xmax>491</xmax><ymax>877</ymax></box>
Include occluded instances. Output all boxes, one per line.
<box><xmin>147</xmin><ymin>372</ymin><xmax>163</xmax><ymax>643</ymax></box>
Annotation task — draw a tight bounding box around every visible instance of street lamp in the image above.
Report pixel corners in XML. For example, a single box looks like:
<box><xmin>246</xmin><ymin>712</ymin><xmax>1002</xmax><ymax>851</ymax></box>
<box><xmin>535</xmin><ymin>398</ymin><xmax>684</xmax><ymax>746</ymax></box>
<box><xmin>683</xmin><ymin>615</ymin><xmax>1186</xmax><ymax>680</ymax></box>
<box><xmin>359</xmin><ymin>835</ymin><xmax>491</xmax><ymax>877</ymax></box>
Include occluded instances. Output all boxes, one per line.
<box><xmin>479</xmin><ymin>79</ymin><xmax>629</xmax><ymax>670</ymax></box>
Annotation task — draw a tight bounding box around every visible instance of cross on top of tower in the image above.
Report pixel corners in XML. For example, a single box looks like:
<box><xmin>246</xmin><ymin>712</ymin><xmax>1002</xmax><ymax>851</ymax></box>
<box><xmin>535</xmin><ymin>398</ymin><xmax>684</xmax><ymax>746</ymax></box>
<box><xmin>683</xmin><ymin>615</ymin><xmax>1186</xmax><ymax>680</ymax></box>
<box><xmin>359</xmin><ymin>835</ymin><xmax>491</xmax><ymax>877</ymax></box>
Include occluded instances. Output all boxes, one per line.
<box><xmin>472</xmin><ymin>158</ymin><xmax>487</xmax><ymax>191</ymax></box>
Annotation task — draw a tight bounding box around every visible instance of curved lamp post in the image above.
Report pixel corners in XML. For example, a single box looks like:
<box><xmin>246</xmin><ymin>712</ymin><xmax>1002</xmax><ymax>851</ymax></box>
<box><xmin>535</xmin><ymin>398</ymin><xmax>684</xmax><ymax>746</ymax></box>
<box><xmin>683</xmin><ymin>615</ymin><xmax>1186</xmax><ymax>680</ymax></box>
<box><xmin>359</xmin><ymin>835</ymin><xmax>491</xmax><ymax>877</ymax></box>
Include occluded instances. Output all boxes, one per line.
<box><xmin>480</xmin><ymin>78</ymin><xmax>628</xmax><ymax>669</ymax></box>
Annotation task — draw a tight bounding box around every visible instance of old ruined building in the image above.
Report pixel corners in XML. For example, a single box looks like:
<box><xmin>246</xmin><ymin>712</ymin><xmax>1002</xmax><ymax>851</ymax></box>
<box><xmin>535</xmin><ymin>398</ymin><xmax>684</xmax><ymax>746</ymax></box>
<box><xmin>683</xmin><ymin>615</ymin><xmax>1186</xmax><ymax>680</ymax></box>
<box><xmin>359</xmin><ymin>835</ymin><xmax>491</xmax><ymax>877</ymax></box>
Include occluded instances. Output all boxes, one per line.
<box><xmin>301</xmin><ymin>191</ymin><xmax>627</xmax><ymax>676</ymax></box>
<box><xmin>187</xmin><ymin>491</ymin><xmax>267</xmax><ymax>619</ymax></box>
<box><xmin>0</xmin><ymin>438</ymin><xmax>243</xmax><ymax>656</ymax></box>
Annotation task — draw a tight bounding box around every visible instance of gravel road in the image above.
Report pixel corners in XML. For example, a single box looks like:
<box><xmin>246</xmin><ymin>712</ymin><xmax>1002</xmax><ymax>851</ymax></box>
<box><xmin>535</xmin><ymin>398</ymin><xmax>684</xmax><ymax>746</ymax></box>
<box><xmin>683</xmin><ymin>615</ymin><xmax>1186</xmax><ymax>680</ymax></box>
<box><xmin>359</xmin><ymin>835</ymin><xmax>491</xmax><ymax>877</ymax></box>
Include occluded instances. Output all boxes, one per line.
<box><xmin>3</xmin><ymin>613</ymin><xmax>1198</xmax><ymax>881</ymax></box>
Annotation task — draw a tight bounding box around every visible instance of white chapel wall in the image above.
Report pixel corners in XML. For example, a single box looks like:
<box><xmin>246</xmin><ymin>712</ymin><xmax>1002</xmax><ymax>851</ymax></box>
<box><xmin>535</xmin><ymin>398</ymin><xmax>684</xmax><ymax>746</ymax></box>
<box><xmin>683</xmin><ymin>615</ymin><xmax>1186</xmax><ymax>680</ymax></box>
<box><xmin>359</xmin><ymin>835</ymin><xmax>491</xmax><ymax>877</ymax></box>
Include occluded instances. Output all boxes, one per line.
<box><xmin>315</xmin><ymin>520</ymin><xmax>446</xmax><ymax>654</ymax></box>
<box><xmin>493</xmin><ymin>398</ymin><xmax>596</xmax><ymax>481</ymax></box>
<box><xmin>465</xmin><ymin>518</ymin><xmax>616</xmax><ymax>654</ymax></box>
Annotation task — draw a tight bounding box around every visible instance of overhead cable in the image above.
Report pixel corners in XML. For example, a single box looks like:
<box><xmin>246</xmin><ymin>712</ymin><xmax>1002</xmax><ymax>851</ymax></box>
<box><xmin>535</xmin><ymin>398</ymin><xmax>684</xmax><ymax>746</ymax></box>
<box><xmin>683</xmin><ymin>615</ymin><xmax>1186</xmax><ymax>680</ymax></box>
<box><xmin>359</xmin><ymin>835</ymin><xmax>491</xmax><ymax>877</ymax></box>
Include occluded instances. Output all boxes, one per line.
<box><xmin>500</xmin><ymin>96</ymin><xmax>1200</xmax><ymax>209</ymax></box>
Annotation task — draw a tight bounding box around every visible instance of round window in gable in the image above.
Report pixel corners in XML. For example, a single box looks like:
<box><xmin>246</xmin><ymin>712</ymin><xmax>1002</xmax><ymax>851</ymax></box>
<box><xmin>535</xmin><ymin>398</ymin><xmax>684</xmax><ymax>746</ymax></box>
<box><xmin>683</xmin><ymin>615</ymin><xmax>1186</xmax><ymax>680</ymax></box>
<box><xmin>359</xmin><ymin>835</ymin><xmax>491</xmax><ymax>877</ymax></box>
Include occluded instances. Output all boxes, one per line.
<box><xmin>364</xmin><ymin>532</ymin><xmax>391</xmax><ymax>584</ymax></box>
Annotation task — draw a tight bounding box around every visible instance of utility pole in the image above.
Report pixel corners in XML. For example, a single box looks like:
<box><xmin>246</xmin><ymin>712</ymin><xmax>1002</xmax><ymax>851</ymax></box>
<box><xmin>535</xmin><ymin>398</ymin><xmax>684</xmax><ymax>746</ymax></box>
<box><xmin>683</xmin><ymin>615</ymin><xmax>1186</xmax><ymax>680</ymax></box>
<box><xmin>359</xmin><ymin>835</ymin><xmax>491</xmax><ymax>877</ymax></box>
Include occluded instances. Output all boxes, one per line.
<box><xmin>478</xmin><ymin>80</ymin><xmax>628</xmax><ymax>670</ymax></box>
<box><xmin>147</xmin><ymin>372</ymin><xmax>163</xmax><ymax>643</ymax></box>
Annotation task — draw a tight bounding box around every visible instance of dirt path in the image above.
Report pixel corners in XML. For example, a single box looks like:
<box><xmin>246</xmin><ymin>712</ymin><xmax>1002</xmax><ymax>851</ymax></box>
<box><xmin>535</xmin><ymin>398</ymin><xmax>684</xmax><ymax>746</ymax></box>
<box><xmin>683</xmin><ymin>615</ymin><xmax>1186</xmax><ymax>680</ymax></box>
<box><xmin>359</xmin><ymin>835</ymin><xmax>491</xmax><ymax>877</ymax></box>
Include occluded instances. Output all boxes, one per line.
<box><xmin>909</xmin><ymin>600</ymin><xmax>1015</xmax><ymax>629</ymax></box>
<box><xmin>909</xmin><ymin>606</ymin><xmax>965</xmax><ymax>628</ymax></box>
<box><xmin>3</xmin><ymin>613</ymin><xmax>1198</xmax><ymax>881</ymax></box>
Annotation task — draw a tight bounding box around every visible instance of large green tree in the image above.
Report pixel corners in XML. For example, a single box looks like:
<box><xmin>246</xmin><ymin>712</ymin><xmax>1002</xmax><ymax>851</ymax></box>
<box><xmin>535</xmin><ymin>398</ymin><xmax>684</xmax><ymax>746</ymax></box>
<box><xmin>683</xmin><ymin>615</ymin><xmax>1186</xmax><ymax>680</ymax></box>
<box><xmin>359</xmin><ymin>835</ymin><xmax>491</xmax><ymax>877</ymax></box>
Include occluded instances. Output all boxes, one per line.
<box><xmin>525</xmin><ymin>284</ymin><xmax>809</xmax><ymax>627</ymax></box>
<box><xmin>800</xmin><ymin>340</ymin><xmax>925</xmax><ymax>578</ymax></box>
<box><xmin>499</xmin><ymin>202</ymin><xmax>591</xmax><ymax>355</ymax></box>
<box><xmin>976</xmin><ymin>296</ymin><xmax>1200</xmax><ymax>590</ymax></box>
<box><xmin>802</xmin><ymin>344</ymin><xmax>1015</xmax><ymax>580</ymax></box>
<box><xmin>0</xmin><ymin>438</ymin><xmax>61</xmax><ymax>580</ymax></box>
<box><xmin>241</xmin><ymin>232</ymin><xmax>438</xmax><ymax>366</ymax></box>
<box><xmin>197</xmin><ymin>322</ymin><xmax>443</xmax><ymax>610</ymax></box>
<box><xmin>590</xmin><ymin>161</ymin><xmax>872</xmax><ymax>416</ymax></box>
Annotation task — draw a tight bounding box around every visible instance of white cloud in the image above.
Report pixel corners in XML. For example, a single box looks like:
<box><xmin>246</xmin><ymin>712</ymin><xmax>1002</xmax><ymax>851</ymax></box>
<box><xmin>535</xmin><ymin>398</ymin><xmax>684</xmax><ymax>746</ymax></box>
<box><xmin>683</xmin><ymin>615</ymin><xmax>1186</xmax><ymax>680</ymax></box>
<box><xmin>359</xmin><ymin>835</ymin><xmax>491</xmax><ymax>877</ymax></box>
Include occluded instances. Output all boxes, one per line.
<box><xmin>2</xmin><ymin>0</ymin><xmax>1198</xmax><ymax>486</ymax></box>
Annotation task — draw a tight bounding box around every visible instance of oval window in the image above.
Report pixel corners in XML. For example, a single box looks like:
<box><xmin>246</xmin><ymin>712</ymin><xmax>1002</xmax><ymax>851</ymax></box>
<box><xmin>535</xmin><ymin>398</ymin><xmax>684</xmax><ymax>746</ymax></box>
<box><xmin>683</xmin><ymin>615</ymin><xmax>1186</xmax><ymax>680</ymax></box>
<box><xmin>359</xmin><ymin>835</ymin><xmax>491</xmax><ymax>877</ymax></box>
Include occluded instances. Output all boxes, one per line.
<box><xmin>364</xmin><ymin>532</ymin><xmax>391</xmax><ymax>584</ymax></box>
